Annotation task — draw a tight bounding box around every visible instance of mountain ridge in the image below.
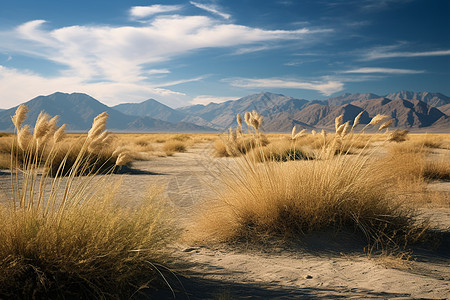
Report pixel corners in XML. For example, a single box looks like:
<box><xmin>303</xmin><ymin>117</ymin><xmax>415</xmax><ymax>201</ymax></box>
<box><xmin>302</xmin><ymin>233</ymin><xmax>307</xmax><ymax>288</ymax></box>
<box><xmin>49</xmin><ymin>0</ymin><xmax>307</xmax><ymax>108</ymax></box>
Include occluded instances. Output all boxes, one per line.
<box><xmin>0</xmin><ymin>92</ymin><xmax>216</xmax><ymax>132</ymax></box>
<box><xmin>1</xmin><ymin>91</ymin><xmax>449</xmax><ymax>132</ymax></box>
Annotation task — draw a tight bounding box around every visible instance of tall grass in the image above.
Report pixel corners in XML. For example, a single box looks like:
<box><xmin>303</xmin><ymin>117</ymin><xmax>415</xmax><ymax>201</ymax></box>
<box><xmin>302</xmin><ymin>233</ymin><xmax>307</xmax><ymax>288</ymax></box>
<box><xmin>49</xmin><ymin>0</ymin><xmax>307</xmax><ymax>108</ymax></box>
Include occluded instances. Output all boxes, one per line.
<box><xmin>0</xmin><ymin>106</ymin><xmax>177</xmax><ymax>298</ymax></box>
<box><xmin>191</xmin><ymin>113</ymin><xmax>428</xmax><ymax>251</ymax></box>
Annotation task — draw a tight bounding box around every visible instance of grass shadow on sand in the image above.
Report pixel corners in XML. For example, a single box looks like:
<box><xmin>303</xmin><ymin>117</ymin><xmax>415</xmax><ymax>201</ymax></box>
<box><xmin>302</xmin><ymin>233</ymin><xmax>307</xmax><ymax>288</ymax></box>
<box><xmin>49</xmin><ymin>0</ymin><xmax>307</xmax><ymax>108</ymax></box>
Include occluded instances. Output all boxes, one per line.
<box><xmin>141</xmin><ymin>269</ymin><xmax>415</xmax><ymax>300</ymax></box>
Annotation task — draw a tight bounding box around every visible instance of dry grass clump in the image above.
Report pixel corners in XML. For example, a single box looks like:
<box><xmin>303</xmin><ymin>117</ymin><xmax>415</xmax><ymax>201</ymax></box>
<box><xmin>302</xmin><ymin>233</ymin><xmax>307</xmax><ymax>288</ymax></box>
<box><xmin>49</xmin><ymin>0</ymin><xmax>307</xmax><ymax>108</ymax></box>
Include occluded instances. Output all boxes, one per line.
<box><xmin>388</xmin><ymin>130</ymin><xmax>409</xmax><ymax>142</ymax></box>
<box><xmin>246</xmin><ymin>140</ymin><xmax>313</xmax><ymax>162</ymax></box>
<box><xmin>0</xmin><ymin>187</ymin><xmax>176</xmax><ymax>299</ymax></box>
<box><xmin>0</xmin><ymin>106</ymin><xmax>177</xmax><ymax>298</ymax></box>
<box><xmin>191</xmin><ymin>154</ymin><xmax>426</xmax><ymax>250</ymax></box>
<box><xmin>163</xmin><ymin>140</ymin><xmax>187</xmax><ymax>155</ymax></box>
<box><xmin>422</xmin><ymin>158</ymin><xmax>450</xmax><ymax>181</ymax></box>
<box><xmin>191</xmin><ymin>113</ymin><xmax>427</xmax><ymax>251</ymax></box>
<box><xmin>2</xmin><ymin>107</ymin><xmax>136</xmax><ymax>175</ymax></box>
<box><xmin>215</xmin><ymin>112</ymin><xmax>269</xmax><ymax>157</ymax></box>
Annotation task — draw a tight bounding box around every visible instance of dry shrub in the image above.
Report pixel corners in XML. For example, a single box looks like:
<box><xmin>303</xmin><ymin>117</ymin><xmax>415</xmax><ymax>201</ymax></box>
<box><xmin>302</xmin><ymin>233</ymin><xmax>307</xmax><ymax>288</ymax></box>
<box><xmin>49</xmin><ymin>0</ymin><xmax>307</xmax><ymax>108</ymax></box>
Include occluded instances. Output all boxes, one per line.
<box><xmin>191</xmin><ymin>154</ymin><xmax>426</xmax><ymax>250</ymax></box>
<box><xmin>0</xmin><ymin>106</ymin><xmax>177</xmax><ymax>298</ymax></box>
<box><xmin>171</xmin><ymin>134</ymin><xmax>191</xmax><ymax>142</ymax></box>
<box><xmin>246</xmin><ymin>140</ymin><xmax>313</xmax><ymax>162</ymax></box>
<box><xmin>0</xmin><ymin>186</ymin><xmax>175</xmax><ymax>299</ymax></box>
<box><xmin>163</xmin><ymin>140</ymin><xmax>186</xmax><ymax>155</ymax></box>
<box><xmin>388</xmin><ymin>130</ymin><xmax>409</xmax><ymax>142</ymax></box>
<box><xmin>423</xmin><ymin>159</ymin><xmax>450</xmax><ymax>181</ymax></box>
<box><xmin>213</xmin><ymin>139</ymin><xmax>229</xmax><ymax>157</ymax></box>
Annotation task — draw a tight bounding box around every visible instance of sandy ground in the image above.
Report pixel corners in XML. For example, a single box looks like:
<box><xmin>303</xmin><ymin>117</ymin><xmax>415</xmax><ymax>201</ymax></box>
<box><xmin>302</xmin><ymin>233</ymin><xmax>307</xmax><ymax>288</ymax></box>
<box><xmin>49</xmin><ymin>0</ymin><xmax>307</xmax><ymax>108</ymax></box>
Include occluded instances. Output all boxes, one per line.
<box><xmin>1</xmin><ymin>142</ymin><xmax>449</xmax><ymax>299</ymax></box>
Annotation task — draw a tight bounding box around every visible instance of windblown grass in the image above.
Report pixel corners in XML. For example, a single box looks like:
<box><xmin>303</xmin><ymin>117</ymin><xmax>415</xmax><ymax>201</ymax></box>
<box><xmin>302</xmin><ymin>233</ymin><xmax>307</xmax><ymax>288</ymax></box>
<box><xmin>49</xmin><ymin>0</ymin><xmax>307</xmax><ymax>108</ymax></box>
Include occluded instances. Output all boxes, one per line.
<box><xmin>191</xmin><ymin>113</ymin><xmax>429</xmax><ymax>252</ymax></box>
<box><xmin>0</xmin><ymin>106</ymin><xmax>177</xmax><ymax>299</ymax></box>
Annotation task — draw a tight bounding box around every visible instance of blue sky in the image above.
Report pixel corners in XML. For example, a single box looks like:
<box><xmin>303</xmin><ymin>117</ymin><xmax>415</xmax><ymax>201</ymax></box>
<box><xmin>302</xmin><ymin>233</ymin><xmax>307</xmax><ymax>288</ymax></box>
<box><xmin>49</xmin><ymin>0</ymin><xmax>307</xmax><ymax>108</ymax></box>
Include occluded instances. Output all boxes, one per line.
<box><xmin>0</xmin><ymin>0</ymin><xmax>449</xmax><ymax>108</ymax></box>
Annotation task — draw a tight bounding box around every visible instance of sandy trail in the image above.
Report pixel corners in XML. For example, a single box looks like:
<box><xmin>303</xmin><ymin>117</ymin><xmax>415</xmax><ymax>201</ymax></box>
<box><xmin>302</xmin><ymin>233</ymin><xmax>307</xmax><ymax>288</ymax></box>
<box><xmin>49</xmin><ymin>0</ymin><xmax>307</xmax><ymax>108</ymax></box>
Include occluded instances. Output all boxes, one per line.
<box><xmin>1</xmin><ymin>143</ymin><xmax>449</xmax><ymax>299</ymax></box>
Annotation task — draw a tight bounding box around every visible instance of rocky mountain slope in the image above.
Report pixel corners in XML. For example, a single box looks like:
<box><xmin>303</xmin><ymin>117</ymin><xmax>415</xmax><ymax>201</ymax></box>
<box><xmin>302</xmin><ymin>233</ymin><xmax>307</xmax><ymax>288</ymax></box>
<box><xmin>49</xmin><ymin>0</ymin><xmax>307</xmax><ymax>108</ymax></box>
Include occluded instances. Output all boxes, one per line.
<box><xmin>0</xmin><ymin>92</ymin><xmax>215</xmax><ymax>132</ymax></box>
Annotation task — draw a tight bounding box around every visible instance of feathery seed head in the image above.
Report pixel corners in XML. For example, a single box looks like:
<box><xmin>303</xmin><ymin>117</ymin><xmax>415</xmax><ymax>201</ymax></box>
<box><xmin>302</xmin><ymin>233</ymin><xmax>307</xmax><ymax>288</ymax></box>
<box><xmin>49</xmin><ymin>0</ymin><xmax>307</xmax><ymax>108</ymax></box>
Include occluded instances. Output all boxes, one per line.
<box><xmin>369</xmin><ymin>114</ymin><xmax>389</xmax><ymax>126</ymax></box>
<box><xmin>88</xmin><ymin>130</ymin><xmax>110</xmax><ymax>152</ymax></box>
<box><xmin>244</xmin><ymin>112</ymin><xmax>251</xmax><ymax>126</ymax></box>
<box><xmin>291</xmin><ymin>126</ymin><xmax>297</xmax><ymax>139</ymax></box>
<box><xmin>228</xmin><ymin>127</ymin><xmax>237</xmax><ymax>141</ymax></box>
<box><xmin>336</xmin><ymin>123</ymin><xmax>345</xmax><ymax>136</ymax></box>
<box><xmin>17</xmin><ymin>125</ymin><xmax>32</xmax><ymax>150</ymax></box>
<box><xmin>353</xmin><ymin>111</ymin><xmax>363</xmax><ymax>128</ymax></box>
<box><xmin>335</xmin><ymin>114</ymin><xmax>343</xmax><ymax>132</ymax></box>
<box><xmin>293</xmin><ymin>129</ymin><xmax>307</xmax><ymax>140</ymax></box>
<box><xmin>311</xmin><ymin>130</ymin><xmax>317</xmax><ymax>135</ymax></box>
<box><xmin>11</xmin><ymin>104</ymin><xmax>29</xmax><ymax>130</ymax></box>
<box><xmin>321</xmin><ymin>129</ymin><xmax>327</xmax><ymax>138</ymax></box>
<box><xmin>379</xmin><ymin>119</ymin><xmax>394</xmax><ymax>131</ymax></box>
<box><xmin>88</xmin><ymin>112</ymin><xmax>109</xmax><ymax>139</ymax></box>
<box><xmin>250</xmin><ymin>111</ymin><xmax>262</xmax><ymax>131</ymax></box>
<box><xmin>53</xmin><ymin>124</ymin><xmax>66</xmax><ymax>143</ymax></box>
<box><xmin>33</xmin><ymin>112</ymin><xmax>51</xmax><ymax>141</ymax></box>
<box><xmin>116</xmin><ymin>152</ymin><xmax>132</xmax><ymax>166</ymax></box>
<box><xmin>236</xmin><ymin>114</ymin><xmax>243</xmax><ymax>127</ymax></box>
<box><xmin>341</xmin><ymin>121</ymin><xmax>350</xmax><ymax>137</ymax></box>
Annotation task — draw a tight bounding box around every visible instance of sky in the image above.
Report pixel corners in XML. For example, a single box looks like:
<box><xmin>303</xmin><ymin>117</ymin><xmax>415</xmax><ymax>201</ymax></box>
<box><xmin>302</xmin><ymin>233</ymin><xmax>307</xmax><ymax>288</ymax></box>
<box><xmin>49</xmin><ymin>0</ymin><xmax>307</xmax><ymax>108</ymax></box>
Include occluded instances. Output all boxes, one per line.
<box><xmin>0</xmin><ymin>0</ymin><xmax>449</xmax><ymax>109</ymax></box>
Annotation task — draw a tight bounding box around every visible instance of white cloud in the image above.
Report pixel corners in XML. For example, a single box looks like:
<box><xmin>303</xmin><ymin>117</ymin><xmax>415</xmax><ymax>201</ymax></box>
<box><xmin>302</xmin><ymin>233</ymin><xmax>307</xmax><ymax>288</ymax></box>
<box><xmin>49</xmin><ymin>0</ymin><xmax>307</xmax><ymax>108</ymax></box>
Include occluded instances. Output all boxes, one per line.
<box><xmin>343</xmin><ymin>67</ymin><xmax>424</xmax><ymax>74</ymax></box>
<box><xmin>191</xmin><ymin>95</ymin><xmax>240</xmax><ymax>105</ymax></box>
<box><xmin>364</xmin><ymin>48</ymin><xmax>450</xmax><ymax>60</ymax></box>
<box><xmin>6</xmin><ymin>16</ymin><xmax>315</xmax><ymax>83</ymax></box>
<box><xmin>0</xmin><ymin>65</ymin><xmax>188</xmax><ymax>108</ymax></box>
<box><xmin>190</xmin><ymin>1</ymin><xmax>231</xmax><ymax>20</ymax></box>
<box><xmin>156</xmin><ymin>76</ymin><xmax>206</xmax><ymax>87</ymax></box>
<box><xmin>129</xmin><ymin>5</ymin><xmax>183</xmax><ymax>19</ymax></box>
<box><xmin>232</xmin><ymin>45</ymin><xmax>274</xmax><ymax>55</ymax></box>
<box><xmin>0</xmin><ymin>11</ymin><xmax>329</xmax><ymax>107</ymax></box>
<box><xmin>145</xmin><ymin>69</ymin><xmax>171</xmax><ymax>75</ymax></box>
<box><xmin>227</xmin><ymin>78</ymin><xmax>344</xmax><ymax>96</ymax></box>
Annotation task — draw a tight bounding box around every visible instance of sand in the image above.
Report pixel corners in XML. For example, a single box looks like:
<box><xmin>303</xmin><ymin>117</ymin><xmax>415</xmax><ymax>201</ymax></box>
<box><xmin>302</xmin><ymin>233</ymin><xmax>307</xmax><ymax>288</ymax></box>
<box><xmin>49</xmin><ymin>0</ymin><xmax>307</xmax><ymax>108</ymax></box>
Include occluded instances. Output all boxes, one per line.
<box><xmin>108</xmin><ymin>143</ymin><xmax>449</xmax><ymax>299</ymax></box>
<box><xmin>1</xmin><ymin>142</ymin><xmax>449</xmax><ymax>299</ymax></box>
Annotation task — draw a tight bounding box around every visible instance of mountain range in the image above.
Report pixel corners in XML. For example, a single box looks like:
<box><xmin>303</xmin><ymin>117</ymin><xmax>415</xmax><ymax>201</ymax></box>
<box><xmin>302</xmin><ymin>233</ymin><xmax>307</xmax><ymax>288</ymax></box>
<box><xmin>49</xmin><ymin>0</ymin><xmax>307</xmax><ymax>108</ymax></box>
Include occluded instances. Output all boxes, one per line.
<box><xmin>0</xmin><ymin>91</ymin><xmax>449</xmax><ymax>132</ymax></box>
<box><xmin>0</xmin><ymin>93</ymin><xmax>215</xmax><ymax>132</ymax></box>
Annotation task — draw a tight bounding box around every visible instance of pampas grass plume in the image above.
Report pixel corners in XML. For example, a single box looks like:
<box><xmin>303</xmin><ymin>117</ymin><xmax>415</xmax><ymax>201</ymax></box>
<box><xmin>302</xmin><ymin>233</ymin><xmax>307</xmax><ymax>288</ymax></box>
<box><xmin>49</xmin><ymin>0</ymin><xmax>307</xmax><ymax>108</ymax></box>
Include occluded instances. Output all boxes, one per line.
<box><xmin>293</xmin><ymin>129</ymin><xmax>307</xmax><ymax>140</ymax></box>
<box><xmin>11</xmin><ymin>104</ymin><xmax>29</xmax><ymax>130</ymax></box>
<box><xmin>353</xmin><ymin>111</ymin><xmax>363</xmax><ymax>128</ymax></box>
<box><xmin>88</xmin><ymin>112</ymin><xmax>109</xmax><ymax>139</ymax></box>
<box><xmin>33</xmin><ymin>112</ymin><xmax>51</xmax><ymax>141</ymax></box>
<box><xmin>116</xmin><ymin>152</ymin><xmax>132</xmax><ymax>166</ymax></box>
<box><xmin>291</xmin><ymin>126</ymin><xmax>297</xmax><ymax>140</ymax></box>
<box><xmin>335</xmin><ymin>114</ymin><xmax>343</xmax><ymax>132</ymax></box>
<box><xmin>244</xmin><ymin>112</ymin><xmax>251</xmax><ymax>126</ymax></box>
<box><xmin>336</xmin><ymin>123</ymin><xmax>345</xmax><ymax>136</ymax></box>
<box><xmin>53</xmin><ymin>124</ymin><xmax>66</xmax><ymax>143</ymax></box>
<box><xmin>341</xmin><ymin>121</ymin><xmax>350</xmax><ymax>137</ymax></box>
<box><xmin>237</xmin><ymin>113</ymin><xmax>243</xmax><ymax>128</ymax></box>
<box><xmin>379</xmin><ymin>119</ymin><xmax>394</xmax><ymax>131</ymax></box>
<box><xmin>369</xmin><ymin>114</ymin><xmax>389</xmax><ymax>126</ymax></box>
<box><xmin>17</xmin><ymin>125</ymin><xmax>32</xmax><ymax>150</ymax></box>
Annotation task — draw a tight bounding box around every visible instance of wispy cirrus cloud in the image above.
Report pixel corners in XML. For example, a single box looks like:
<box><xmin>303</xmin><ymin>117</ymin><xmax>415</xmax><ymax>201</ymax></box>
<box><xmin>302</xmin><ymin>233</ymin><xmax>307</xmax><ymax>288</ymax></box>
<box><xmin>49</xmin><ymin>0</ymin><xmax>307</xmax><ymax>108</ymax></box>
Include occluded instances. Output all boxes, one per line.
<box><xmin>226</xmin><ymin>78</ymin><xmax>344</xmax><ymax>96</ymax></box>
<box><xmin>362</xmin><ymin>46</ymin><xmax>450</xmax><ymax>61</ymax></box>
<box><xmin>129</xmin><ymin>5</ymin><xmax>183</xmax><ymax>19</ymax></box>
<box><xmin>343</xmin><ymin>67</ymin><xmax>424</xmax><ymax>74</ymax></box>
<box><xmin>190</xmin><ymin>1</ymin><xmax>231</xmax><ymax>19</ymax></box>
